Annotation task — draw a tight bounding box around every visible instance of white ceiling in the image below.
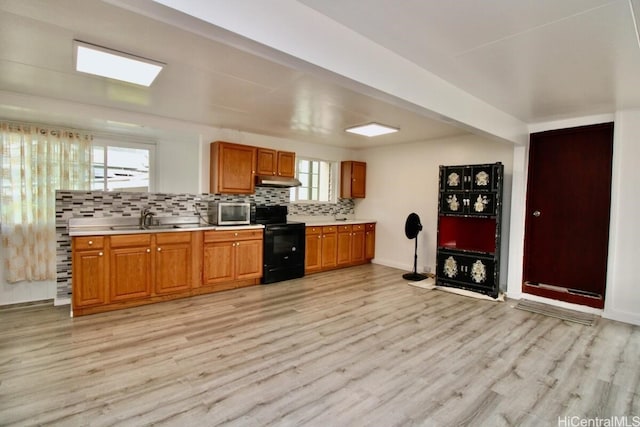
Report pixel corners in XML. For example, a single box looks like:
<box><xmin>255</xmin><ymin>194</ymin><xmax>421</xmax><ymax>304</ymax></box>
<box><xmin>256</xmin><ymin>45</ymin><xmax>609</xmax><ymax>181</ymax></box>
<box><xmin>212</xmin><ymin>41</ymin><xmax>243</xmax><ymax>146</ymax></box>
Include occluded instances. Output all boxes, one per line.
<box><xmin>0</xmin><ymin>0</ymin><xmax>638</xmax><ymax>148</ymax></box>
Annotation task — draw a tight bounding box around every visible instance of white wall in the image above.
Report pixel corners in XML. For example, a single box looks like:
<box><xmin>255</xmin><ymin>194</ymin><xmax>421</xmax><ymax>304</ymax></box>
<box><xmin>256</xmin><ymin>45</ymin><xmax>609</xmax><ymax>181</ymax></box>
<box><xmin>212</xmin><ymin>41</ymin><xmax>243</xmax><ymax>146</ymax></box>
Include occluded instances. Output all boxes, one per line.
<box><xmin>604</xmin><ymin>110</ymin><xmax>640</xmax><ymax>325</ymax></box>
<box><xmin>356</xmin><ymin>134</ymin><xmax>514</xmax><ymax>284</ymax></box>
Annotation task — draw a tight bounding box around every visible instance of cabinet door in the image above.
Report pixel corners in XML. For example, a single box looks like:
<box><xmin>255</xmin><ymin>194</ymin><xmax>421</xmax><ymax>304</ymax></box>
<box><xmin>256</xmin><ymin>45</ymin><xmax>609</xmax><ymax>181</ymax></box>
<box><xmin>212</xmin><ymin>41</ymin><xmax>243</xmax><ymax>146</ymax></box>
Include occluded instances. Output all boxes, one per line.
<box><xmin>155</xmin><ymin>241</ymin><xmax>192</xmax><ymax>294</ymax></box>
<box><xmin>440</xmin><ymin>192</ymin><xmax>465</xmax><ymax>215</ymax></box>
<box><xmin>441</xmin><ymin>166</ymin><xmax>467</xmax><ymax>191</ymax></box>
<box><xmin>321</xmin><ymin>227</ymin><xmax>337</xmax><ymax>269</ymax></box>
<box><xmin>256</xmin><ymin>148</ymin><xmax>277</xmax><ymax>176</ymax></box>
<box><xmin>337</xmin><ymin>227</ymin><xmax>352</xmax><ymax>266</ymax></box>
<box><xmin>72</xmin><ymin>249</ymin><xmax>106</xmax><ymax>308</ymax></box>
<box><xmin>365</xmin><ymin>224</ymin><xmax>376</xmax><ymax>260</ymax></box>
<box><xmin>341</xmin><ymin>161</ymin><xmax>366</xmax><ymax>198</ymax></box>
<box><xmin>211</xmin><ymin>142</ymin><xmax>256</xmax><ymax>194</ymax></box>
<box><xmin>351</xmin><ymin>227</ymin><xmax>365</xmax><ymax>264</ymax></box>
<box><xmin>467</xmin><ymin>192</ymin><xmax>497</xmax><ymax>216</ymax></box>
<box><xmin>351</xmin><ymin>162</ymin><xmax>366</xmax><ymax>198</ymax></box>
<box><xmin>436</xmin><ymin>250</ymin><xmax>497</xmax><ymax>296</ymax></box>
<box><xmin>470</xmin><ymin>165</ymin><xmax>494</xmax><ymax>191</ymax></box>
<box><xmin>110</xmin><ymin>246</ymin><xmax>152</xmax><ymax>302</ymax></box>
<box><xmin>305</xmin><ymin>227</ymin><xmax>322</xmax><ymax>273</ymax></box>
<box><xmin>235</xmin><ymin>239</ymin><xmax>263</xmax><ymax>280</ymax></box>
<box><xmin>277</xmin><ymin>151</ymin><xmax>296</xmax><ymax>177</ymax></box>
<box><xmin>203</xmin><ymin>241</ymin><xmax>234</xmax><ymax>284</ymax></box>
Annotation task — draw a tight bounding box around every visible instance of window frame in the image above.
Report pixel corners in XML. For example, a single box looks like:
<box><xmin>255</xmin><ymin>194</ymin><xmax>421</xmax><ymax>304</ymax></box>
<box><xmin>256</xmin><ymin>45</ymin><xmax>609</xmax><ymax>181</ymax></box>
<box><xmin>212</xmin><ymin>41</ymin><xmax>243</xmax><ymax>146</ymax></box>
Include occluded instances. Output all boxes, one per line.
<box><xmin>290</xmin><ymin>157</ymin><xmax>338</xmax><ymax>204</ymax></box>
<box><xmin>91</xmin><ymin>137</ymin><xmax>156</xmax><ymax>192</ymax></box>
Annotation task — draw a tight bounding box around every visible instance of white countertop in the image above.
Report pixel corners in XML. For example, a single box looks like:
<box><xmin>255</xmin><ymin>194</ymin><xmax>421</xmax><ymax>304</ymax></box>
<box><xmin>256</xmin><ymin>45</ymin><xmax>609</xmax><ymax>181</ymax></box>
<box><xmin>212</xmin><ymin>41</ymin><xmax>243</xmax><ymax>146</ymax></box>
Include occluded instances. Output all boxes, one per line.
<box><xmin>292</xmin><ymin>217</ymin><xmax>377</xmax><ymax>227</ymax></box>
<box><xmin>68</xmin><ymin>224</ymin><xmax>264</xmax><ymax>237</ymax></box>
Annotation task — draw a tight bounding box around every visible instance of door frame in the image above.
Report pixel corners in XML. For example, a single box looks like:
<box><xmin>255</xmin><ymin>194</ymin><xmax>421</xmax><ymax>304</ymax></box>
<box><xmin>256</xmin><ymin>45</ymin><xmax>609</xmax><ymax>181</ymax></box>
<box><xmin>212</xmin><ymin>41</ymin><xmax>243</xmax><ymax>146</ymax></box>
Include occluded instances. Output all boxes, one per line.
<box><xmin>507</xmin><ymin>119</ymin><xmax>618</xmax><ymax>313</ymax></box>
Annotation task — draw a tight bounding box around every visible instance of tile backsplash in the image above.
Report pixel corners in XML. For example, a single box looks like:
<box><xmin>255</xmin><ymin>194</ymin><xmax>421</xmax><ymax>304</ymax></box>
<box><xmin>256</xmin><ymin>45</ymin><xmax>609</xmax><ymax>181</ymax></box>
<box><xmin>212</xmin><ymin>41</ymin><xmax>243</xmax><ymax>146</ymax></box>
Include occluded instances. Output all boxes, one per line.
<box><xmin>55</xmin><ymin>188</ymin><xmax>354</xmax><ymax>302</ymax></box>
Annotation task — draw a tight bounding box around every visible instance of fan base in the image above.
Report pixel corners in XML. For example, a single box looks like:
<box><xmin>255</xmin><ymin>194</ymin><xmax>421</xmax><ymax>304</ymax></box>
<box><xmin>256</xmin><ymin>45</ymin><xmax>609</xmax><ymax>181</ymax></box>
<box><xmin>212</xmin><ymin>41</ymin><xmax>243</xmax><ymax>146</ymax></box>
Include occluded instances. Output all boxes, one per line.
<box><xmin>403</xmin><ymin>272</ymin><xmax>428</xmax><ymax>281</ymax></box>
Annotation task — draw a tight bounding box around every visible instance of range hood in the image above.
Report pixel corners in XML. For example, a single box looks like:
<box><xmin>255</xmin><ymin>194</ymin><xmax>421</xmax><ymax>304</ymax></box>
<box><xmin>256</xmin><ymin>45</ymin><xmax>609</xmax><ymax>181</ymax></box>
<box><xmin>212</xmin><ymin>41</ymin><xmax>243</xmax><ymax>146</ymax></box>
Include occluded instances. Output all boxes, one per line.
<box><xmin>255</xmin><ymin>175</ymin><xmax>302</xmax><ymax>188</ymax></box>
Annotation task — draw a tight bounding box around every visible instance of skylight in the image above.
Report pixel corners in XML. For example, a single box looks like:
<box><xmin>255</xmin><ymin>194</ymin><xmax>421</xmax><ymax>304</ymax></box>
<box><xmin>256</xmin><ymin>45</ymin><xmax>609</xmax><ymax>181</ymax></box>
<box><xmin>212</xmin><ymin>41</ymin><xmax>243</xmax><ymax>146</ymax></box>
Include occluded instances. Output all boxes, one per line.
<box><xmin>345</xmin><ymin>122</ymin><xmax>399</xmax><ymax>137</ymax></box>
<box><xmin>74</xmin><ymin>40</ymin><xmax>164</xmax><ymax>87</ymax></box>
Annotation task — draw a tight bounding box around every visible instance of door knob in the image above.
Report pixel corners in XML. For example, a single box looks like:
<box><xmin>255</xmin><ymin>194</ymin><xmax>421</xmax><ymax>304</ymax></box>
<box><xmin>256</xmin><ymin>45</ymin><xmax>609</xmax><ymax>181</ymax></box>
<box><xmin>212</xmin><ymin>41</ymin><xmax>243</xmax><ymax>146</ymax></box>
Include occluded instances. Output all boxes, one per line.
<box><xmin>533</xmin><ymin>210</ymin><xmax>541</xmax><ymax>217</ymax></box>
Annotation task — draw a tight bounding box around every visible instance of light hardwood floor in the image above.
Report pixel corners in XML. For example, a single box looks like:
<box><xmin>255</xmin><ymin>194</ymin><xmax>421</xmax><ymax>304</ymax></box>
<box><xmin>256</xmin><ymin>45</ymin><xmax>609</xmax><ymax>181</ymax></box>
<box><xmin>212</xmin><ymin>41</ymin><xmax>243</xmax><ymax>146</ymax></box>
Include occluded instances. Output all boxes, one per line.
<box><xmin>1</xmin><ymin>264</ymin><xmax>638</xmax><ymax>426</ymax></box>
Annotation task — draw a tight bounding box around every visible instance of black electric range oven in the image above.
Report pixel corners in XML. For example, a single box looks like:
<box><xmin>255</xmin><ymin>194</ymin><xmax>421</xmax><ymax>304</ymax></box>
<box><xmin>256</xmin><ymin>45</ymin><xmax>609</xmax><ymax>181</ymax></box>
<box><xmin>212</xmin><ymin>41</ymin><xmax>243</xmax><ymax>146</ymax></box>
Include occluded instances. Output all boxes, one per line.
<box><xmin>255</xmin><ymin>205</ymin><xmax>306</xmax><ymax>284</ymax></box>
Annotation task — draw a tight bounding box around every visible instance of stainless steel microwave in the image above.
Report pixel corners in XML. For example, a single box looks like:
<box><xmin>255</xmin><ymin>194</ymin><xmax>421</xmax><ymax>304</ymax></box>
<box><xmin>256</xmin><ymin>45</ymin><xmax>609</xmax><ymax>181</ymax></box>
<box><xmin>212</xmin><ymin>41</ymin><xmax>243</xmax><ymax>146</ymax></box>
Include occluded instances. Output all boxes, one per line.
<box><xmin>209</xmin><ymin>202</ymin><xmax>255</xmax><ymax>225</ymax></box>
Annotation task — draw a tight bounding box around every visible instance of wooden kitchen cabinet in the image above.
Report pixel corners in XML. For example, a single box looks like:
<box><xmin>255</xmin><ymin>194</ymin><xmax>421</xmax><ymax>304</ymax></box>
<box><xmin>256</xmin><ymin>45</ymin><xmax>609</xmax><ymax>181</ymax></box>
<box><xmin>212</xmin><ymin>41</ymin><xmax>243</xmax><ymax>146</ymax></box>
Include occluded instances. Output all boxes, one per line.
<box><xmin>365</xmin><ymin>223</ymin><xmax>376</xmax><ymax>260</ymax></box>
<box><xmin>72</xmin><ymin>231</ymin><xmax>201</xmax><ymax>316</ymax></box>
<box><xmin>351</xmin><ymin>224</ymin><xmax>366</xmax><ymax>264</ymax></box>
<box><xmin>210</xmin><ymin>141</ymin><xmax>256</xmax><ymax>194</ymax></box>
<box><xmin>305</xmin><ymin>222</ymin><xmax>374</xmax><ymax>274</ymax></box>
<box><xmin>321</xmin><ymin>226</ymin><xmax>338</xmax><ymax>269</ymax></box>
<box><xmin>203</xmin><ymin>229</ymin><xmax>263</xmax><ymax>286</ymax></box>
<box><xmin>72</xmin><ymin>237</ymin><xmax>107</xmax><ymax>308</ymax></box>
<box><xmin>256</xmin><ymin>148</ymin><xmax>296</xmax><ymax>178</ymax></box>
<box><xmin>341</xmin><ymin>161</ymin><xmax>366</xmax><ymax>198</ymax></box>
<box><xmin>154</xmin><ymin>232</ymin><xmax>193</xmax><ymax>295</ymax></box>
<box><xmin>305</xmin><ymin>226</ymin><xmax>322</xmax><ymax>273</ymax></box>
<box><xmin>337</xmin><ymin>225</ymin><xmax>353</xmax><ymax>266</ymax></box>
<box><xmin>109</xmin><ymin>234</ymin><xmax>152</xmax><ymax>302</ymax></box>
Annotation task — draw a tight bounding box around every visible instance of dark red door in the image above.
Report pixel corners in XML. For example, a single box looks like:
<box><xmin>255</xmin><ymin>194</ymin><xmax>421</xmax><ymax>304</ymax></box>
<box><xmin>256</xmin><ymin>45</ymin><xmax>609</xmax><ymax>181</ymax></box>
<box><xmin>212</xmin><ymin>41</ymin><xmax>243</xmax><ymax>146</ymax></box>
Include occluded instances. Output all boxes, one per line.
<box><xmin>522</xmin><ymin>123</ymin><xmax>613</xmax><ymax>308</ymax></box>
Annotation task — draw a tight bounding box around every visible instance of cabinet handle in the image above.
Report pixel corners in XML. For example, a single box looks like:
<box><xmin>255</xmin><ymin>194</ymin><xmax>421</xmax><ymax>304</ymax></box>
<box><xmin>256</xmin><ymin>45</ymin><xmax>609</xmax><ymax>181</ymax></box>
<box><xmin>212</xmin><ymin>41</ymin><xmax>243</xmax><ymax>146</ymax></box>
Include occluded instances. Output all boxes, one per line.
<box><xmin>98</xmin><ymin>252</ymin><xmax>103</xmax><ymax>256</ymax></box>
<box><xmin>146</xmin><ymin>248</ymin><xmax>151</xmax><ymax>253</ymax></box>
<box><xmin>88</xmin><ymin>240</ymin><xmax>93</xmax><ymax>245</ymax></box>
<box><xmin>234</xmin><ymin>232</ymin><xmax>238</xmax><ymax>237</ymax></box>
<box><xmin>157</xmin><ymin>247</ymin><xmax>162</xmax><ymax>252</ymax></box>
<box><xmin>236</xmin><ymin>242</ymin><xmax>240</xmax><ymax>246</ymax></box>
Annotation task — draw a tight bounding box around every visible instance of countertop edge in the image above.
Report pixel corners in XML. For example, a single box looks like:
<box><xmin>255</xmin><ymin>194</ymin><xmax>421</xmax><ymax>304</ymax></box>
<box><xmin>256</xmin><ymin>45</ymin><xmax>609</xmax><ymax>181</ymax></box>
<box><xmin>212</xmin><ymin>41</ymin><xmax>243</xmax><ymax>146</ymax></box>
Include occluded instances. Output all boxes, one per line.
<box><xmin>69</xmin><ymin>224</ymin><xmax>265</xmax><ymax>237</ymax></box>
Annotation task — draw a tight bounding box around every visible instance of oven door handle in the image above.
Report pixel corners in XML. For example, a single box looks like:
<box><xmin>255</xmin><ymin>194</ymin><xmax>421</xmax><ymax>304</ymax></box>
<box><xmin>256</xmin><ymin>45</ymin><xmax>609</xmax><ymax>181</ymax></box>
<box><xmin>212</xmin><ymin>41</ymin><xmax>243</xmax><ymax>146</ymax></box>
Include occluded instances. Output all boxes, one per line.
<box><xmin>264</xmin><ymin>224</ymin><xmax>295</xmax><ymax>233</ymax></box>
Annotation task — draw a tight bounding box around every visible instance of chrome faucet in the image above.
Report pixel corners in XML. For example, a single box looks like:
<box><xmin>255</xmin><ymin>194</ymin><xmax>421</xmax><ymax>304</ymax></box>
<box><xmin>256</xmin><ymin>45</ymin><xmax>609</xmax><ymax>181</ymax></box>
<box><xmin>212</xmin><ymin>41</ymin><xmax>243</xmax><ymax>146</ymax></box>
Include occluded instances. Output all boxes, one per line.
<box><xmin>140</xmin><ymin>207</ymin><xmax>155</xmax><ymax>228</ymax></box>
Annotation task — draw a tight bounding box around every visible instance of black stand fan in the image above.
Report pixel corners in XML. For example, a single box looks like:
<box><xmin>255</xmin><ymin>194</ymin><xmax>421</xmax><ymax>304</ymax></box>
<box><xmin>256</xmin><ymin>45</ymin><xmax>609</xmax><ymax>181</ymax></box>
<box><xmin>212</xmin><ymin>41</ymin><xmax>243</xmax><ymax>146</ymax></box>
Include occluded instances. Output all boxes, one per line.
<box><xmin>403</xmin><ymin>213</ymin><xmax>428</xmax><ymax>281</ymax></box>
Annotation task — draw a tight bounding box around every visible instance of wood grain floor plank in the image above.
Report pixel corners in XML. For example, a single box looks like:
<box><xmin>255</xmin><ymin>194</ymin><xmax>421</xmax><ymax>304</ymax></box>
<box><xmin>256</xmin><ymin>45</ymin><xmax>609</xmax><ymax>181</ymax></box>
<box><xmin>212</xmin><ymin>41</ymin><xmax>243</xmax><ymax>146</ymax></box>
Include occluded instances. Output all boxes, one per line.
<box><xmin>1</xmin><ymin>264</ymin><xmax>638</xmax><ymax>426</ymax></box>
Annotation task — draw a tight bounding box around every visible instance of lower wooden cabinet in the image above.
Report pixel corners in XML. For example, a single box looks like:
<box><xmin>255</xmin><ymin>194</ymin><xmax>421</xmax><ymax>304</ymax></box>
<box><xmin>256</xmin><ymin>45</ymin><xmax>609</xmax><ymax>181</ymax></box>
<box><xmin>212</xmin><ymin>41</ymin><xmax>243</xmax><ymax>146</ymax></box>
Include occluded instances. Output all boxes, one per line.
<box><xmin>155</xmin><ymin>232</ymin><xmax>193</xmax><ymax>294</ymax></box>
<box><xmin>305</xmin><ymin>226</ymin><xmax>323</xmax><ymax>273</ymax></box>
<box><xmin>71</xmin><ymin>229</ymin><xmax>262</xmax><ymax>316</ymax></box>
<box><xmin>72</xmin><ymin>237</ymin><xmax>107</xmax><ymax>308</ymax></box>
<box><xmin>365</xmin><ymin>223</ymin><xmax>376</xmax><ymax>260</ymax></box>
<box><xmin>305</xmin><ymin>222</ymin><xmax>375</xmax><ymax>274</ymax></box>
<box><xmin>202</xmin><ymin>229</ymin><xmax>263</xmax><ymax>286</ymax></box>
<box><xmin>321</xmin><ymin>226</ymin><xmax>338</xmax><ymax>269</ymax></box>
<box><xmin>109</xmin><ymin>234</ymin><xmax>153</xmax><ymax>302</ymax></box>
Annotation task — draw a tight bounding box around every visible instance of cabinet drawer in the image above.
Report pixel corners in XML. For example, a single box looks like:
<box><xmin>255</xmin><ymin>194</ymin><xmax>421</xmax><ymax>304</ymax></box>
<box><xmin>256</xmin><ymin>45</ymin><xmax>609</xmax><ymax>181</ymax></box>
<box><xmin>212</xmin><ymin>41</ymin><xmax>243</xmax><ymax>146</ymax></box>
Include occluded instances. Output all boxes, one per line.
<box><xmin>306</xmin><ymin>226</ymin><xmax>322</xmax><ymax>235</ymax></box>
<box><xmin>204</xmin><ymin>229</ymin><xmax>263</xmax><ymax>242</ymax></box>
<box><xmin>73</xmin><ymin>236</ymin><xmax>105</xmax><ymax>250</ymax></box>
<box><xmin>322</xmin><ymin>226</ymin><xmax>337</xmax><ymax>233</ymax></box>
<box><xmin>365</xmin><ymin>223</ymin><xmax>375</xmax><ymax>231</ymax></box>
<box><xmin>338</xmin><ymin>225</ymin><xmax>352</xmax><ymax>233</ymax></box>
<box><xmin>352</xmin><ymin>224</ymin><xmax>364</xmax><ymax>232</ymax></box>
<box><xmin>110</xmin><ymin>233</ymin><xmax>152</xmax><ymax>248</ymax></box>
<box><xmin>155</xmin><ymin>231</ymin><xmax>192</xmax><ymax>244</ymax></box>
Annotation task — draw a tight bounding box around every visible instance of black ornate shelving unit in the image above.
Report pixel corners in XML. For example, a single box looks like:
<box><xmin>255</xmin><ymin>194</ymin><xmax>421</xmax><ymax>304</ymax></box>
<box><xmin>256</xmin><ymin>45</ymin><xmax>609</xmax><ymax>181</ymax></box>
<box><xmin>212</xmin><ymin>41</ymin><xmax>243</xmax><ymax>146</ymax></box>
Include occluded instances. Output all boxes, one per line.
<box><xmin>435</xmin><ymin>162</ymin><xmax>503</xmax><ymax>298</ymax></box>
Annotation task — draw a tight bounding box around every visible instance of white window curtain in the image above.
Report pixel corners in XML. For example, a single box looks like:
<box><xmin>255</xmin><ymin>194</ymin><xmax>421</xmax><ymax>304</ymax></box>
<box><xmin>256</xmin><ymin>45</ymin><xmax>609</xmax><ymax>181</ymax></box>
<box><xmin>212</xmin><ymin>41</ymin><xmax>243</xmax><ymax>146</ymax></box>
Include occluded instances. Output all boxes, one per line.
<box><xmin>0</xmin><ymin>122</ymin><xmax>92</xmax><ymax>283</ymax></box>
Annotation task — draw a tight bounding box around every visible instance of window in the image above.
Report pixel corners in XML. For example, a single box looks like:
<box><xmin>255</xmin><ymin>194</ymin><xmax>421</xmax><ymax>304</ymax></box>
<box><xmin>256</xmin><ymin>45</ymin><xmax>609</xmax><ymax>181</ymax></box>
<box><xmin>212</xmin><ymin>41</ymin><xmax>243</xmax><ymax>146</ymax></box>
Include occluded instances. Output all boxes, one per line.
<box><xmin>290</xmin><ymin>158</ymin><xmax>335</xmax><ymax>203</ymax></box>
<box><xmin>91</xmin><ymin>139</ymin><xmax>154</xmax><ymax>192</ymax></box>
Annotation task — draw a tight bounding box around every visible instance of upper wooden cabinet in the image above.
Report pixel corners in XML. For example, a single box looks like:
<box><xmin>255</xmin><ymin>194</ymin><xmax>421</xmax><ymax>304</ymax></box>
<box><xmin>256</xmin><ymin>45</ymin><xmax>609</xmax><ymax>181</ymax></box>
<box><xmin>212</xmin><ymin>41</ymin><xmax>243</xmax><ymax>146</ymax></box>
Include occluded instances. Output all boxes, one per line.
<box><xmin>211</xmin><ymin>142</ymin><xmax>297</xmax><ymax>194</ymax></box>
<box><xmin>256</xmin><ymin>148</ymin><xmax>296</xmax><ymax>178</ymax></box>
<box><xmin>210</xmin><ymin>141</ymin><xmax>256</xmax><ymax>194</ymax></box>
<box><xmin>341</xmin><ymin>161</ymin><xmax>366</xmax><ymax>198</ymax></box>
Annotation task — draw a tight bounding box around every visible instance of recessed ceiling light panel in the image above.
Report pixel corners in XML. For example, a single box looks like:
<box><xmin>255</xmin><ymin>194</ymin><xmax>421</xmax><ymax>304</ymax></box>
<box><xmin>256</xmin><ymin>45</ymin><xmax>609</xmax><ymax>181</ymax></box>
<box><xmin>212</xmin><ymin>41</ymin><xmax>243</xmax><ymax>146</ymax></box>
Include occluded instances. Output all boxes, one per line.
<box><xmin>345</xmin><ymin>122</ymin><xmax>399</xmax><ymax>137</ymax></box>
<box><xmin>74</xmin><ymin>40</ymin><xmax>164</xmax><ymax>87</ymax></box>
